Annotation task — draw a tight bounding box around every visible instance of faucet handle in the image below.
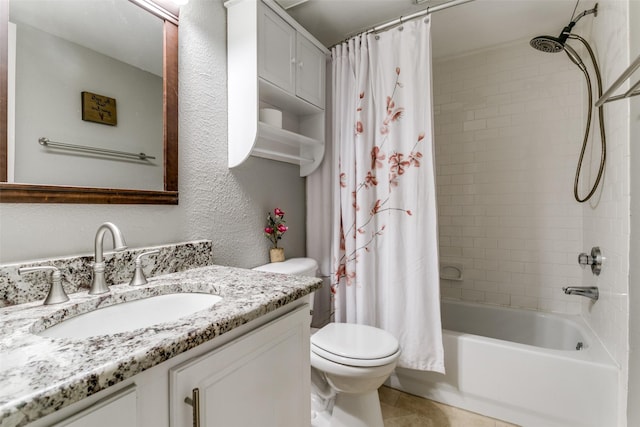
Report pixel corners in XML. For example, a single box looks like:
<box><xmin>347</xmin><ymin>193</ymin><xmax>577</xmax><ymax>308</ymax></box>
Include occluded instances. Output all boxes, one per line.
<box><xmin>577</xmin><ymin>247</ymin><xmax>604</xmax><ymax>275</ymax></box>
<box><xmin>19</xmin><ymin>265</ymin><xmax>70</xmax><ymax>305</ymax></box>
<box><xmin>129</xmin><ymin>250</ymin><xmax>160</xmax><ymax>286</ymax></box>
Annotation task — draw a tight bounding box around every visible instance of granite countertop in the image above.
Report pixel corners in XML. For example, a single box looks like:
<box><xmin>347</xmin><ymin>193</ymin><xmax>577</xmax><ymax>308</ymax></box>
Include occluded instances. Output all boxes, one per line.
<box><xmin>0</xmin><ymin>265</ymin><xmax>321</xmax><ymax>427</ymax></box>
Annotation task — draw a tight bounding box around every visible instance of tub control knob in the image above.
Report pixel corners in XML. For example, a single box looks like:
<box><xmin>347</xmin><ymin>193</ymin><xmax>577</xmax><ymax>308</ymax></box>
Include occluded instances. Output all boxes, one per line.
<box><xmin>577</xmin><ymin>247</ymin><xmax>603</xmax><ymax>276</ymax></box>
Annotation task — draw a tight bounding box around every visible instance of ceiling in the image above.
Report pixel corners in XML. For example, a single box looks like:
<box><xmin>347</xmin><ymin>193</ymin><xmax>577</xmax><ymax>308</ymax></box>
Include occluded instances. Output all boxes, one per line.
<box><xmin>10</xmin><ymin>0</ymin><xmax>583</xmax><ymax>71</ymax></box>
<box><xmin>281</xmin><ymin>0</ymin><xmax>582</xmax><ymax>58</ymax></box>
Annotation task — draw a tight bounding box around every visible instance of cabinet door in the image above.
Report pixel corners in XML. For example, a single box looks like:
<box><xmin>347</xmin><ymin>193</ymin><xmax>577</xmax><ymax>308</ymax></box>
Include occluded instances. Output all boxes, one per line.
<box><xmin>295</xmin><ymin>34</ymin><xmax>326</xmax><ymax>109</ymax></box>
<box><xmin>258</xmin><ymin>5</ymin><xmax>296</xmax><ymax>94</ymax></box>
<box><xmin>170</xmin><ymin>306</ymin><xmax>310</xmax><ymax>427</ymax></box>
<box><xmin>52</xmin><ymin>385</ymin><xmax>137</xmax><ymax>427</ymax></box>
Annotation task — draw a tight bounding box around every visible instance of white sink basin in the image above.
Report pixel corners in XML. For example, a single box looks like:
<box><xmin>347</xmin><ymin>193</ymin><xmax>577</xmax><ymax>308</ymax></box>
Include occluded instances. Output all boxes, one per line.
<box><xmin>37</xmin><ymin>293</ymin><xmax>223</xmax><ymax>339</ymax></box>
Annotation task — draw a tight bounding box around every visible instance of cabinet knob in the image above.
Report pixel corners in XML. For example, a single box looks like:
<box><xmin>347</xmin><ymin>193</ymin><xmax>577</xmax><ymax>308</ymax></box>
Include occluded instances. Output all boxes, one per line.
<box><xmin>291</xmin><ymin>57</ymin><xmax>297</xmax><ymax>64</ymax></box>
<box><xmin>184</xmin><ymin>388</ymin><xmax>200</xmax><ymax>427</ymax></box>
<box><xmin>298</xmin><ymin>61</ymin><xmax>304</xmax><ymax>68</ymax></box>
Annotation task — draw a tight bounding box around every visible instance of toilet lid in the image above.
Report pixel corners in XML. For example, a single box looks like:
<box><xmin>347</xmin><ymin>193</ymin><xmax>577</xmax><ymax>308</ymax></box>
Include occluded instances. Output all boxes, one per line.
<box><xmin>310</xmin><ymin>323</ymin><xmax>400</xmax><ymax>366</ymax></box>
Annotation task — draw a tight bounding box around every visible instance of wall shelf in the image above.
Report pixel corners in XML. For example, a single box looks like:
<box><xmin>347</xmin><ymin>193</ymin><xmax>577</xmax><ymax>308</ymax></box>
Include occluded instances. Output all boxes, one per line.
<box><xmin>252</xmin><ymin>121</ymin><xmax>324</xmax><ymax>174</ymax></box>
<box><xmin>252</xmin><ymin>148</ymin><xmax>314</xmax><ymax>164</ymax></box>
<box><xmin>258</xmin><ymin>78</ymin><xmax>323</xmax><ymax>115</ymax></box>
<box><xmin>258</xmin><ymin>122</ymin><xmax>322</xmax><ymax>147</ymax></box>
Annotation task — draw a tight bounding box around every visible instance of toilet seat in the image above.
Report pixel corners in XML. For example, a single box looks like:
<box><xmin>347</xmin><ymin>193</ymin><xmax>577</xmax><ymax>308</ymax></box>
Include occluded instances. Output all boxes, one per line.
<box><xmin>311</xmin><ymin>323</ymin><xmax>400</xmax><ymax>367</ymax></box>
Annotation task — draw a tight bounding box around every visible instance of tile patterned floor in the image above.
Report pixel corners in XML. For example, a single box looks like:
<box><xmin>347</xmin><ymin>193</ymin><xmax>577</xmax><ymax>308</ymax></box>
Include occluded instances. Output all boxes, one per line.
<box><xmin>379</xmin><ymin>386</ymin><xmax>520</xmax><ymax>427</ymax></box>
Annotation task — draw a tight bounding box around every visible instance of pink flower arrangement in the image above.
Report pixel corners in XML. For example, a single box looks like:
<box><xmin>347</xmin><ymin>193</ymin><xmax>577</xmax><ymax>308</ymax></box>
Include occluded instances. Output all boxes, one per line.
<box><xmin>264</xmin><ymin>208</ymin><xmax>288</xmax><ymax>248</ymax></box>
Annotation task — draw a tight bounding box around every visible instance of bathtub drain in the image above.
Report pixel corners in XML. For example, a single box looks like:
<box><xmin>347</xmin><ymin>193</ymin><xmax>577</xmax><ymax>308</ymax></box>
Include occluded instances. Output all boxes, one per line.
<box><xmin>576</xmin><ymin>342</ymin><xmax>584</xmax><ymax>350</ymax></box>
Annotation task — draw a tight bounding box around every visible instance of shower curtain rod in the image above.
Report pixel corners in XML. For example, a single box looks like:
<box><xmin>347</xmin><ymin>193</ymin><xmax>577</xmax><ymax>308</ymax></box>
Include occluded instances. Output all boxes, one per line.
<box><xmin>334</xmin><ymin>0</ymin><xmax>476</xmax><ymax>46</ymax></box>
<box><xmin>369</xmin><ymin>0</ymin><xmax>475</xmax><ymax>33</ymax></box>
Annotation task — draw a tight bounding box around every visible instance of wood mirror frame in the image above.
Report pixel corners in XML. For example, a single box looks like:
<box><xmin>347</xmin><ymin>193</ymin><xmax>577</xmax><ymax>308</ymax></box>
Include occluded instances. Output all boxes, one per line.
<box><xmin>0</xmin><ymin>0</ymin><xmax>179</xmax><ymax>204</ymax></box>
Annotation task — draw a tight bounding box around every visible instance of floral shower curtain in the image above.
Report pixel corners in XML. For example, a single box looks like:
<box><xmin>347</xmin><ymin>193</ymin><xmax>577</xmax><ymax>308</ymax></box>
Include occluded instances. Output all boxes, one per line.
<box><xmin>331</xmin><ymin>17</ymin><xmax>444</xmax><ymax>372</ymax></box>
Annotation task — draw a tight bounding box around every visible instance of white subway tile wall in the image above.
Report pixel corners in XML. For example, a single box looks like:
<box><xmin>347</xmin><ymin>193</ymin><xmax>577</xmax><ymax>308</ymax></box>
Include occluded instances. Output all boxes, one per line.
<box><xmin>433</xmin><ymin>39</ymin><xmax>586</xmax><ymax>315</ymax></box>
<box><xmin>581</xmin><ymin>0</ymin><xmax>630</xmax><ymax>421</ymax></box>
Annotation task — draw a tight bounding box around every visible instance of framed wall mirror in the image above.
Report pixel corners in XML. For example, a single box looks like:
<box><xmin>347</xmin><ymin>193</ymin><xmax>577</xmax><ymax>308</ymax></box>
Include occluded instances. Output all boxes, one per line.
<box><xmin>0</xmin><ymin>0</ymin><xmax>179</xmax><ymax>204</ymax></box>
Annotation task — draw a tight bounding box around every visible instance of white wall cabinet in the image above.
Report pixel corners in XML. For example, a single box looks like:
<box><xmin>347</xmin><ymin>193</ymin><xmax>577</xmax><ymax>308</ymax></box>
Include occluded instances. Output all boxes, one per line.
<box><xmin>30</xmin><ymin>302</ymin><xmax>310</xmax><ymax>427</ymax></box>
<box><xmin>226</xmin><ymin>0</ymin><xmax>328</xmax><ymax>176</ymax></box>
<box><xmin>294</xmin><ymin>34</ymin><xmax>326</xmax><ymax>109</ymax></box>
<box><xmin>258</xmin><ymin>6</ymin><xmax>296</xmax><ymax>96</ymax></box>
<box><xmin>258</xmin><ymin>5</ymin><xmax>325</xmax><ymax>109</ymax></box>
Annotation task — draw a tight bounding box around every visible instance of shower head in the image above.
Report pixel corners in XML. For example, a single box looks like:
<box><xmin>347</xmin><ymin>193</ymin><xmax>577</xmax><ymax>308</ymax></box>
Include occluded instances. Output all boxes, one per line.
<box><xmin>529</xmin><ymin>34</ymin><xmax>586</xmax><ymax>72</ymax></box>
<box><xmin>530</xmin><ymin>20</ymin><xmax>575</xmax><ymax>53</ymax></box>
<box><xmin>529</xmin><ymin>35</ymin><xmax>566</xmax><ymax>53</ymax></box>
<box><xmin>529</xmin><ymin>3</ymin><xmax>598</xmax><ymax>54</ymax></box>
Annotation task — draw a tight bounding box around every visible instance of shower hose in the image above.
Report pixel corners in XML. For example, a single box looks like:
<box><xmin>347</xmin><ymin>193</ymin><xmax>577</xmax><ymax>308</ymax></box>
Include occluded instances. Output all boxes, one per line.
<box><xmin>568</xmin><ymin>34</ymin><xmax>607</xmax><ymax>203</ymax></box>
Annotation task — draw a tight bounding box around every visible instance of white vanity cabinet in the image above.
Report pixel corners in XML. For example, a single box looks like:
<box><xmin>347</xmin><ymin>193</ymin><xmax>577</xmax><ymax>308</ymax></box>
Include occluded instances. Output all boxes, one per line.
<box><xmin>50</xmin><ymin>386</ymin><xmax>137</xmax><ymax>427</ymax></box>
<box><xmin>29</xmin><ymin>303</ymin><xmax>310</xmax><ymax>427</ymax></box>
<box><xmin>169</xmin><ymin>305</ymin><xmax>310</xmax><ymax>426</ymax></box>
<box><xmin>226</xmin><ymin>0</ymin><xmax>328</xmax><ymax>176</ymax></box>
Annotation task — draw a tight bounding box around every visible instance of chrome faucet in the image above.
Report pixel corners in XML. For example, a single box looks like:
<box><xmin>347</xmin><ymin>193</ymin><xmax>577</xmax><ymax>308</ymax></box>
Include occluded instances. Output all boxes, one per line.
<box><xmin>562</xmin><ymin>286</ymin><xmax>599</xmax><ymax>301</ymax></box>
<box><xmin>90</xmin><ymin>222</ymin><xmax>127</xmax><ymax>295</ymax></box>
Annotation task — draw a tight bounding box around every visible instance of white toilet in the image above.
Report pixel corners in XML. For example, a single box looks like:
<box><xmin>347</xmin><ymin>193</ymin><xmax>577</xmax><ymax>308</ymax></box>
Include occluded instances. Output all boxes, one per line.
<box><xmin>253</xmin><ymin>258</ymin><xmax>400</xmax><ymax>427</ymax></box>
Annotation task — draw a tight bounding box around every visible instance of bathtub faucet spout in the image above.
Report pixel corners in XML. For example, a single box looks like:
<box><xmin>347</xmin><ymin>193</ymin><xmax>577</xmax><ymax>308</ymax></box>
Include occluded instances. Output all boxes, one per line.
<box><xmin>562</xmin><ymin>286</ymin><xmax>599</xmax><ymax>301</ymax></box>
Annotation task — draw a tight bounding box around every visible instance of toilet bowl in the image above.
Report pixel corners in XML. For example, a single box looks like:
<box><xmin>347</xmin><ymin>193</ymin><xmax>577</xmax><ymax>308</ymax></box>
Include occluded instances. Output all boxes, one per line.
<box><xmin>253</xmin><ymin>258</ymin><xmax>400</xmax><ymax>427</ymax></box>
<box><xmin>310</xmin><ymin>322</ymin><xmax>399</xmax><ymax>427</ymax></box>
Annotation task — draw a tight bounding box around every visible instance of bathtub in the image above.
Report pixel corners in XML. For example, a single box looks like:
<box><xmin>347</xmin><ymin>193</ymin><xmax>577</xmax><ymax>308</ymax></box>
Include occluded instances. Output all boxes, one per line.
<box><xmin>387</xmin><ymin>300</ymin><xmax>619</xmax><ymax>427</ymax></box>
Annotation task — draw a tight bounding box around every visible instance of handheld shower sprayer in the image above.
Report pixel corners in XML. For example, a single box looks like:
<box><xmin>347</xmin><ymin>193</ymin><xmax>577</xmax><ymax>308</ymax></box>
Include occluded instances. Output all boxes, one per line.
<box><xmin>563</xmin><ymin>44</ymin><xmax>586</xmax><ymax>71</ymax></box>
<box><xmin>529</xmin><ymin>3</ymin><xmax>605</xmax><ymax>204</ymax></box>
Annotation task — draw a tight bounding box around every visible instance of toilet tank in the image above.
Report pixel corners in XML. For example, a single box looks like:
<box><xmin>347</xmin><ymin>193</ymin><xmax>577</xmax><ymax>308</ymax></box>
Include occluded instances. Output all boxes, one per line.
<box><xmin>252</xmin><ymin>258</ymin><xmax>318</xmax><ymax>277</ymax></box>
<box><xmin>253</xmin><ymin>258</ymin><xmax>319</xmax><ymax>322</ymax></box>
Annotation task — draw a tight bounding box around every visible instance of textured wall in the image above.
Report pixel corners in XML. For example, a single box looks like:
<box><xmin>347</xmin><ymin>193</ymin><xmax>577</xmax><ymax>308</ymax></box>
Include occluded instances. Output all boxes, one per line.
<box><xmin>0</xmin><ymin>0</ymin><xmax>306</xmax><ymax>268</ymax></box>
<box><xmin>433</xmin><ymin>40</ymin><xmax>585</xmax><ymax>314</ymax></box>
